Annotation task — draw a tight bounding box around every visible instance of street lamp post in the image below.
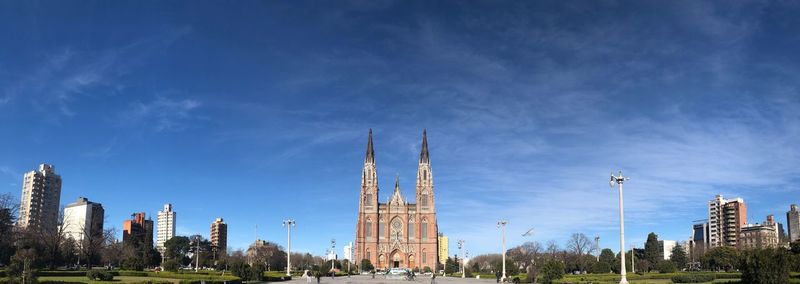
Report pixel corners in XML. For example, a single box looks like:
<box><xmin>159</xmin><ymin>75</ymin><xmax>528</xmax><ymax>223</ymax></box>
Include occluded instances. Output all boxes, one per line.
<box><xmin>457</xmin><ymin>240</ymin><xmax>465</xmax><ymax>278</ymax></box>
<box><xmin>330</xmin><ymin>239</ymin><xmax>336</xmax><ymax>276</ymax></box>
<box><xmin>282</xmin><ymin>219</ymin><xmax>295</xmax><ymax>276</ymax></box>
<box><xmin>497</xmin><ymin>220</ymin><xmax>508</xmax><ymax>282</ymax></box>
<box><xmin>610</xmin><ymin>171</ymin><xmax>630</xmax><ymax>284</ymax></box>
<box><xmin>631</xmin><ymin>244</ymin><xmax>635</xmax><ymax>274</ymax></box>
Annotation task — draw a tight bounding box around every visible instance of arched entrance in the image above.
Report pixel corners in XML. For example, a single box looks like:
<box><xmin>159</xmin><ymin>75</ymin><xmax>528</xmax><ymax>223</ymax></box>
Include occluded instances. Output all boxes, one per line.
<box><xmin>390</xmin><ymin>250</ymin><xmax>404</xmax><ymax>268</ymax></box>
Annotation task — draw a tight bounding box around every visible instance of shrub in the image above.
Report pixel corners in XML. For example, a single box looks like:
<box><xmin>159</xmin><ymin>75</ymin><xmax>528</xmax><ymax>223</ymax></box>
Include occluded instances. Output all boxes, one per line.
<box><xmin>656</xmin><ymin>260</ymin><xmax>677</xmax><ymax>273</ymax></box>
<box><xmin>540</xmin><ymin>260</ymin><xmax>565</xmax><ymax>284</ymax></box>
<box><xmin>162</xmin><ymin>259</ymin><xmax>180</xmax><ymax>272</ymax></box>
<box><xmin>740</xmin><ymin>248</ymin><xmax>790</xmax><ymax>284</ymax></box>
<box><xmin>671</xmin><ymin>274</ymin><xmax>716</xmax><ymax>283</ymax></box>
<box><xmin>423</xmin><ymin>266</ymin><xmax>431</xmax><ymax>273</ymax></box>
<box><xmin>86</xmin><ymin>270</ymin><xmax>114</xmax><ymax>281</ymax></box>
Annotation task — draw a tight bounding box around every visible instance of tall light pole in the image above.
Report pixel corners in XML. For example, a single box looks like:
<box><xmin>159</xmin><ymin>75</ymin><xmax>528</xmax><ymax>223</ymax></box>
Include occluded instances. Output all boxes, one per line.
<box><xmin>457</xmin><ymin>240</ymin><xmax>465</xmax><ymax>278</ymax></box>
<box><xmin>194</xmin><ymin>235</ymin><xmax>201</xmax><ymax>272</ymax></box>
<box><xmin>610</xmin><ymin>171</ymin><xmax>630</xmax><ymax>284</ymax></box>
<box><xmin>631</xmin><ymin>243</ymin><xmax>635</xmax><ymax>274</ymax></box>
<box><xmin>283</xmin><ymin>219</ymin><xmax>295</xmax><ymax>276</ymax></box>
<box><xmin>497</xmin><ymin>220</ymin><xmax>508</xmax><ymax>282</ymax></box>
<box><xmin>330</xmin><ymin>239</ymin><xmax>336</xmax><ymax>275</ymax></box>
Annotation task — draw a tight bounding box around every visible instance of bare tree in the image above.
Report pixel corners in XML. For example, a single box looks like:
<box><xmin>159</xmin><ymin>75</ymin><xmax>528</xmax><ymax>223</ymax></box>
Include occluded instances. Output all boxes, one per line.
<box><xmin>39</xmin><ymin>207</ymin><xmax>70</xmax><ymax>269</ymax></box>
<box><xmin>567</xmin><ymin>233</ymin><xmax>593</xmax><ymax>272</ymax></box>
<box><xmin>546</xmin><ymin>240</ymin><xmax>560</xmax><ymax>260</ymax></box>
<box><xmin>0</xmin><ymin>193</ymin><xmax>19</xmax><ymax>265</ymax></box>
<box><xmin>101</xmin><ymin>228</ymin><xmax>123</xmax><ymax>268</ymax></box>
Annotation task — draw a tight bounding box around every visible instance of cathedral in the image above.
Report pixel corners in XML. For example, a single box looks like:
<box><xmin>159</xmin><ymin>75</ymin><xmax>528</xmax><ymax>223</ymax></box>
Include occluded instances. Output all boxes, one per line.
<box><xmin>354</xmin><ymin>129</ymin><xmax>439</xmax><ymax>270</ymax></box>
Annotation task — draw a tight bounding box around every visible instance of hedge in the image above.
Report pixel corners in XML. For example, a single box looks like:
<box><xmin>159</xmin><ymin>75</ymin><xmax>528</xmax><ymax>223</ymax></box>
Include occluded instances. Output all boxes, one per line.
<box><xmin>178</xmin><ymin>280</ymin><xmax>243</xmax><ymax>284</ymax></box>
<box><xmin>671</xmin><ymin>274</ymin><xmax>716</xmax><ymax>283</ymax></box>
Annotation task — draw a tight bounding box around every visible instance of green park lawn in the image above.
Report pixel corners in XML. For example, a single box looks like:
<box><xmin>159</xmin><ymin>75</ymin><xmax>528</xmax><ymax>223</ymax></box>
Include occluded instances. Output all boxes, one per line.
<box><xmin>38</xmin><ymin>276</ymin><xmax>182</xmax><ymax>283</ymax></box>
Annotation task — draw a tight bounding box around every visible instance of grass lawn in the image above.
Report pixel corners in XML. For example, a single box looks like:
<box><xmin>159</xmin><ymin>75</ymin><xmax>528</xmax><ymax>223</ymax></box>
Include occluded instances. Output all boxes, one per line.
<box><xmin>39</xmin><ymin>276</ymin><xmax>183</xmax><ymax>283</ymax></box>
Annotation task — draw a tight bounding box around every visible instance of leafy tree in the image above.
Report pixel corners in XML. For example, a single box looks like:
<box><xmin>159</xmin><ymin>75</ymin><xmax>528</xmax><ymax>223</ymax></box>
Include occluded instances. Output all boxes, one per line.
<box><xmin>444</xmin><ymin>257</ymin><xmax>459</xmax><ymax>274</ymax></box>
<box><xmin>599</xmin><ymin>248</ymin><xmax>615</xmax><ymax>266</ymax></box>
<box><xmin>740</xmin><ymin>248</ymin><xmax>790</xmax><ymax>284</ymax></box>
<box><xmin>670</xmin><ymin>244</ymin><xmax>687</xmax><ymax>270</ymax></box>
<box><xmin>540</xmin><ymin>260</ymin><xmax>564</xmax><ymax>284</ymax></box>
<box><xmin>655</xmin><ymin>260</ymin><xmax>676</xmax><ymax>273</ymax></box>
<box><xmin>590</xmin><ymin>261</ymin><xmax>611</xmax><ymax>274</ymax></box>
<box><xmin>702</xmin><ymin>246</ymin><xmax>739</xmax><ymax>272</ymax></box>
<box><xmin>164</xmin><ymin>236</ymin><xmax>191</xmax><ymax>262</ymax></box>
<box><xmin>360</xmin><ymin>258</ymin><xmax>374</xmax><ymax>272</ymax></box>
<box><xmin>791</xmin><ymin>241</ymin><xmax>800</xmax><ymax>255</ymax></box>
<box><xmin>643</xmin><ymin>232</ymin><xmax>660</xmax><ymax>269</ymax></box>
<box><xmin>163</xmin><ymin>259</ymin><xmax>180</xmax><ymax>272</ymax></box>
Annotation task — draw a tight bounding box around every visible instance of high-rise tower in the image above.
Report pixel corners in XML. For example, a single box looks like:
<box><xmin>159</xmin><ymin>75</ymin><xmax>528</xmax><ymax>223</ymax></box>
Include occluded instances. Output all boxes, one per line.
<box><xmin>18</xmin><ymin>164</ymin><xmax>62</xmax><ymax>233</ymax></box>
<box><xmin>787</xmin><ymin>204</ymin><xmax>800</xmax><ymax>242</ymax></box>
<box><xmin>157</xmin><ymin>204</ymin><xmax>176</xmax><ymax>253</ymax></box>
<box><xmin>211</xmin><ymin>218</ymin><xmax>228</xmax><ymax>258</ymax></box>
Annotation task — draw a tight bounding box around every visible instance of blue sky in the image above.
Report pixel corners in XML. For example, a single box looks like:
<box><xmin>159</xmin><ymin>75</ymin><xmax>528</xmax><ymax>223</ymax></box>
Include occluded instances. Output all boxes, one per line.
<box><xmin>1</xmin><ymin>1</ymin><xmax>799</xmax><ymax>257</ymax></box>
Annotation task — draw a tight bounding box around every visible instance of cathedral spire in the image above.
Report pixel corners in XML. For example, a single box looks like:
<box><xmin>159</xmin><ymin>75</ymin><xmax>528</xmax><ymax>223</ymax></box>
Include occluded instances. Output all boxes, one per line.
<box><xmin>419</xmin><ymin>129</ymin><xmax>429</xmax><ymax>163</ymax></box>
<box><xmin>394</xmin><ymin>173</ymin><xmax>400</xmax><ymax>192</ymax></box>
<box><xmin>365</xmin><ymin>129</ymin><xmax>375</xmax><ymax>164</ymax></box>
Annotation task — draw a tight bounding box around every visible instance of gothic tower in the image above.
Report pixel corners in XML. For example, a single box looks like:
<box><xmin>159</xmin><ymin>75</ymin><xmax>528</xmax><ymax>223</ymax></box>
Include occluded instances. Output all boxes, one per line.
<box><xmin>415</xmin><ymin>129</ymin><xmax>438</xmax><ymax>266</ymax></box>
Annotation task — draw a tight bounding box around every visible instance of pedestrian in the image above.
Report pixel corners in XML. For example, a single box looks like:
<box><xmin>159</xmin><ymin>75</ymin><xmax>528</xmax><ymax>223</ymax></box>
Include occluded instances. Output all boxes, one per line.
<box><xmin>430</xmin><ymin>272</ymin><xmax>436</xmax><ymax>284</ymax></box>
<box><xmin>303</xmin><ymin>270</ymin><xmax>312</xmax><ymax>284</ymax></box>
<box><xmin>315</xmin><ymin>271</ymin><xmax>321</xmax><ymax>284</ymax></box>
<box><xmin>372</xmin><ymin>270</ymin><xmax>376</xmax><ymax>279</ymax></box>
<box><xmin>496</xmin><ymin>271</ymin><xmax>501</xmax><ymax>283</ymax></box>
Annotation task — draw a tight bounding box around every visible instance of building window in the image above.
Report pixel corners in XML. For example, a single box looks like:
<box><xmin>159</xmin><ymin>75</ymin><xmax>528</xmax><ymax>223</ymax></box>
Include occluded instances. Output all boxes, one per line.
<box><xmin>391</xmin><ymin>218</ymin><xmax>403</xmax><ymax>242</ymax></box>
<box><xmin>421</xmin><ymin>220</ymin><xmax>428</xmax><ymax>240</ymax></box>
<box><xmin>408</xmin><ymin>219</ymin><xmax>415</xmax><ymax>239</ymax></box>
<box><xmin>366</xmin><ymin>220</ymin><xmax>372</xmax><ymax>238</ymax></box>
<box><xmin>422</xmin><ymin>250</ymin><xmax>427</xmax><ymax>264</ymax></box>
<box><xmin>379</xmin><ymin>220</ymin><xmax>385</xmax><ymax>239</ymax></box>
<box><xmin>421</xmin><ymin>192</ymin><xmax>428</xmax><ymax>207</ymax></box>
<box><xmin>366</xmin><ymin>193</ymin><xmax>373</xmax><ymax>206</ymax></box>
<box><xmin>423</xmin><ymin>169</ymin><xmax>427</xmax><ymax>180</ymax></box>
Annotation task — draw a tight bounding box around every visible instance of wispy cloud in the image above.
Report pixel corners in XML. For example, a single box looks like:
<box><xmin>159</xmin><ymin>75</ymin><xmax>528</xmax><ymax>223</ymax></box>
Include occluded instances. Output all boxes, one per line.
<box><xmin>120</xmin><ymin>96</ymin><xmax>203</xmax><ymax>132</ymax></box>
<box><xmin>0</xmin><ymin>27</ymin><xmax>191</xmax><ymax>119</ymax></box>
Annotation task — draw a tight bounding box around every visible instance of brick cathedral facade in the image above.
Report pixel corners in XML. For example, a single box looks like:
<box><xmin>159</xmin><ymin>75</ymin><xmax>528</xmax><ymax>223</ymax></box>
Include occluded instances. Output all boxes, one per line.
<box><xmin>354</xmin><ymin>130</ymin><xmax>439</xmax><ymax>270</ymax></box>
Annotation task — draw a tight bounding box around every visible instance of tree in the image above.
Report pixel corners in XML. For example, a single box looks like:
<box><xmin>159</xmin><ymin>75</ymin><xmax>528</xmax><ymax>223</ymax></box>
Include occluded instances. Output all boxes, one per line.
<box><xmin>670</xmin><ymin>244</ymin><xmax>687</xmax><ymax>270</ymax></box>
<box><xmin>7</xmin><ymin>248</ymin><xmax>38</xmax><ymax>284</ymax></box>
<box><xmin>508</xmin><ymin>241</ymin><xmax>543</xmax><ymax>283</ymax></box>
<box><xmin>0</xmin><ymin>193</ymin><xmax>18</xmax><ymax>266</ymax></box>
<box><xmin>643</xmin><ymin>232</ymin><xmax>660</xmax><ymax>269</ymax></box>
<box><xmin>444</xmin><ymin>257</ymin><xmax>459</xmax><ymax>274</ymax></box>
<box><xmin>540</xmin><ymin>260</ymin><xmax>565</xmax><ymax>284</ymax></box>
<box><xmin>591</xmin><ymin>249</ymin><xmax>615</xmax><ymax>274</ymax></box>
<box><xmin>164</xmin><ymin>236</ymin><xmax>191</xmax><ymax>262</ymax></box>
<box><xmin>566</xmin><ymin>233</ymin><xmax>593</xmax><ymax>272</ymax></box>
<box><xmin>655</xmin><ymin>260</ymin><xmax>676</xmax><ymax>273</ymax></box>
<box><xmin>740</xmin><ymin>248</ymin><xmax>790</xmax><ymax>284</ymax></box>
<box><xmin>702</xmin><ymin>246</ymin><xmax>739</xmax><ymax>272</ymax></box>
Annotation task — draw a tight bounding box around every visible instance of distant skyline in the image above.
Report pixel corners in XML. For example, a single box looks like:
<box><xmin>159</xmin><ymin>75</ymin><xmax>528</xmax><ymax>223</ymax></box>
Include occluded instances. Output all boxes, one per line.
<box><xmin>1</xmin><ymin>1</ymin><xmax>799</xmax><ymax>257</ymax></box>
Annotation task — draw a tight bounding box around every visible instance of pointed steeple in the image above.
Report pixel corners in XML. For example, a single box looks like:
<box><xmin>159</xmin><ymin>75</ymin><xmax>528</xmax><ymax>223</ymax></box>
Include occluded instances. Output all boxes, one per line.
<box><xmin>419</xmin><ymin>129</ymin><xmax>430</xmax><ymax>163</ymax></box>
<box><xmin>365</xmin><ymin>129</ymin><xmax>375</xmax><ymax>164</ymax></box>
<box><xmin>389</xmin><ymin>173</ymin><xmax>405</xmax><ymax>205</ymax></box>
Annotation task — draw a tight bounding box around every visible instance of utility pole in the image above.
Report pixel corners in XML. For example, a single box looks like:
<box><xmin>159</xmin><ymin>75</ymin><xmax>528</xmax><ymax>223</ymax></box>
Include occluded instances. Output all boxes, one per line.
<box><xmin>497</xmin><ymin>220</ymin><xmax>508</xmax><ymax>282</ymax></box>
<box><xmin>283</xmin><ymin>219</ymin><xmax>295</xmax><ymax>276</ymax></box>
<box><xmin>609</xmin><ymin>171</ymin><xmax>630</xmax><ymax>284</ymax></box>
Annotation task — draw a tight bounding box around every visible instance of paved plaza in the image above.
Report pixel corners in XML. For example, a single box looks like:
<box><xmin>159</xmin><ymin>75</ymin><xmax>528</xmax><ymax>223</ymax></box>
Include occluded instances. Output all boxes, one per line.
<box><xmin>285</xmin><ymin>275</ymin><xmax>500</xmax><ymax>284</ymax></box>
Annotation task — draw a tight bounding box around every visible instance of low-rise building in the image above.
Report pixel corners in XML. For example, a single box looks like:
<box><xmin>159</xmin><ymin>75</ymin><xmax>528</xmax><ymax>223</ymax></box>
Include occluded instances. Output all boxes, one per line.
<box><xmin>739</xmin><ymin>215</ymin><xmax>779</xmax><ymax>249</ymax></box>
